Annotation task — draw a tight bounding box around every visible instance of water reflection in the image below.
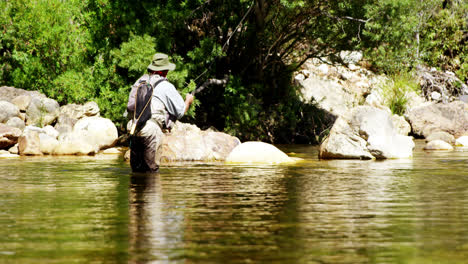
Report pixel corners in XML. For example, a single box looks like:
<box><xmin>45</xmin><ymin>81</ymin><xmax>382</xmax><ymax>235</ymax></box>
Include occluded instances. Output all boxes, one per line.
<box><xmin>128</xmin><ymin>173</ymin><xmax>185</xmax><ymax>263</ymax></box>
<box><xmin>127</xmin><ymin>165</ymin><xmax>304</xmax><ymax>263</ymax></box>
<box><xmin>2</xmin><ymin>144</ymin><xmax>468</xmax><ymax>263</ymax></box>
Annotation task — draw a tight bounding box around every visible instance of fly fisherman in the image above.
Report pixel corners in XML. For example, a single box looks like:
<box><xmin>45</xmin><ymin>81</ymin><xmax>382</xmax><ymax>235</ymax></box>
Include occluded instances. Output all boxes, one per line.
<box><xmin>127</xmin><ymin>53</ymin><xmax>194</xmax><ymax>172</ymax></box>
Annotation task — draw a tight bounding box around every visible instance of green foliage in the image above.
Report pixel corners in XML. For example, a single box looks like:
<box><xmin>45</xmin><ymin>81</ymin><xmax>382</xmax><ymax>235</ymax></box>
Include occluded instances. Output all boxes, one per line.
<box><xmin>0</xmin><ymin>0</ymin><xmax>90</xmax><ymax>94</ymax></box>
<box><xmin>111</xmin><ymin>34</ymin><xmax>156</xmax><ymax>80</ymax></box>
<box><xmin>361</xmin><ymin>0</ymin><xmax>468</xmax><ymax>81</ymax></box>
<box><xmin>1</xmin><ymin>0</ymin><xmax>466</xmax><ymax>143</ymax></box>
<box><xmin>381</xmin><ymin>72</ymin><xmax>419</xmax><ymax>115</ymax></box>
<box><xmin>223</xmin><ymin>76</ymin><xmax>264</xmax><ymax>140</ymax></box>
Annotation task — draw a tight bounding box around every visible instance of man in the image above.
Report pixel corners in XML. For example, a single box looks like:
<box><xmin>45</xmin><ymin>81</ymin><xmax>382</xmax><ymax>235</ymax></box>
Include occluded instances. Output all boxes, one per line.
<box><xmin>127</xmin><ymin>53</ymin><xmax>194</xmax><ymax>173</ymax></box>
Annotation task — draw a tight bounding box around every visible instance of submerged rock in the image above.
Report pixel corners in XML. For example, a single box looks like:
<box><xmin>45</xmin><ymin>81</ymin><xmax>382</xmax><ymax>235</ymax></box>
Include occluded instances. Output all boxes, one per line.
<box><xmin>455</xmin><ymin>136</ymin><xmax>468</xmax><ymax>147</ymax></box>
<box><xmin>424</xmin><ymin>140</ymin><xmax>454</xmax><ymax>150</ymax></box>
<box><xmin>226</xmin><ymin>141</ymin><xmax>295</xmax><ymax>164</ymax></box>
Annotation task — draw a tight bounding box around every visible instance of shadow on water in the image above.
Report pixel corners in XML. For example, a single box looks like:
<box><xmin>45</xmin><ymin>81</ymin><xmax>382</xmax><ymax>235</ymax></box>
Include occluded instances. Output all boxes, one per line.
<box><xmin>1</xmin><ymin>141</ymin><xmax>468</xmax><ymax>263</ymax></box>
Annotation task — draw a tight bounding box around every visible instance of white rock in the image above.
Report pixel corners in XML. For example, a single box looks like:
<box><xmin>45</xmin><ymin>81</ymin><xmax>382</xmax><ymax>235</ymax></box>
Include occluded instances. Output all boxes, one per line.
<box><xmin>455</xmin><ymin>136</ymin><xmax>468</xmax><ymax>147</ymax></box>
<box><xmin>424</xmin><ymin>140</ymin><xmax>454</xmax><ymax>150</ymax></box>
<box><xmin>0</xmin><ymin>150</ymin><xmax>19</xmax><ymax>158</ymax></box>
<box><xmin>39</xmin><ymin>133</ymin><xmax>59</xmax><ymax>154</ymax></box>
<box><xmin>73</xmin><ymin>116</ymin><xmax>118</xmax><ymax>151</ymax></box>
<box><xmin>43</xmin><ymin>125</ymin><xmax>59</xmax><ymax>139</ymax></box>
<box><xmin>226</xmin><ymin>141</ymin><xmax>295</xmax><ymax>164</ymax></box>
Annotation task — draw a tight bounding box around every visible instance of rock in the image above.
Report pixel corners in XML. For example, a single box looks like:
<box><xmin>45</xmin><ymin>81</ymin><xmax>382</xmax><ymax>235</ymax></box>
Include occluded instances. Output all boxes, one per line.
<box><xmin>391</xmin><ymin>114</ymin><xmax>411</xmax><ymax>135</ymax></box>
<box><xmin>426</xmin><ymin>131</ymin><xmax>456</xmax><ymax>145</ymax></box>
<box><xmin>54</xmin><ymin>132</ymin><xmax>96</xmax><ymax>155</ymax></box>
<box><xmin>43</xmin><ymin>125</ymin><xmax>59</xmax><ymax>139</ymax></box>
<box><xmin>57</xmin><ymin>101</ymin><xmax>100</xmax><ymax>125</ymax></box>
<box><xmin>11</xmin><ymin>95</ymin><xmax>32</xmax><ymax>111</ymax></box>
<box><xmin>54</xmin><ymin>118</ymin><xmax>74</xmax><ymax>135</ymax></box>
<box><xmin>8</xmin><ymin>144</ymin><xmax>18</xmax><ymax>154</ymax></box>
<box><xmin>431</xmin><ymin>91</ymin><xmax>442</xmax><ymax>101</ymax></box>
<box><xmin>101</xmin><ymin>147</ymin><xmax>122</xmax><ymax>154</ymax></box>
<box><xmin>25</xmin><ymin>97</ymin><xmax>60</xmax><ymax>127</ymax></box>
<box><xmin>0</xmin><ymin>101</ymin><xmax>20</xmax><ymax>123</ymax></box>
<box><xmin>340</xmin><ymin>50</ymin><xmax>363</xmax><ymax>65</ymax></box>
<box><xmin>6</xmin><ymin>117</ymin><xmax>25</xmax><ymax>130</ymax></box>
<box><xmin>0</xmin><ymin>124</ymin><xmax>22</xmax><ymax>149</ymax></box>
<box><xmin>298</xmin><ymin>74</ymin><xmax>352</xmax><ymax>116</ymax></box>
<box><xmin>0</xmin><ymin>86</ymin><xmax>46</xmax><ymax>102</ymax></box>
<box><xmin>83</xmin><ymin>101</ymin><xmax>100</xmax><ymax>116</ymax></box>
<box><xmin>297</xmin><ymin>57</ymin><xmax>380</xmax><ymax>118</ymax></box>
<box><xmin>455</xmin><ymin>136</ymin><xmax>468</xmax><ymax>147</ymax></box>
<box><xmin>226</xmin><ymin>141</ymin><xmax>295</xmax><ymax>164</ymax></box>
<box><xmin>39</xmin><ymin>133</ymin><xmax>59</xmax><ymax>154</ymax></box>
<box><xmin>18</xmin><ymin>130</ymin><xmax>42</xmax><ymax>155</ymax></box>
<box><xmin>424</xmin><ymin>140</ymin><xmax>454</xmax><ymax>150</ymax></box>
<box><xmin>406</xmin><ymin>101</ymin><xmax>468</xmax><ymax>138</ymax></box>
<box><xmin>0</xmin><ymin>150</ymin><xmax>19</xmax><ymax>158</ymax></box>
<box><xmin>161</xmin><ymin>122</ymin><xmax>240</xmax><ymax>161</ymax></box>
<box><xmin>319</xmin><ymin>106</ymin><xmax>415</xmax><ymax>159</ymax></box>
<box><xmin>73</xmin><ymin>116</ymin><xmax>118</xmax><ymax>151</ymax></box>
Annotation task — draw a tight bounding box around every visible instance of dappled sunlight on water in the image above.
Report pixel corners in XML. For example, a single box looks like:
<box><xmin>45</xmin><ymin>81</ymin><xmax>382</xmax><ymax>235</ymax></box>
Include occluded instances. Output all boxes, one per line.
<box><xmin>1</xmin><ymin>141</ymin><xmax>468</xmax><ymax>263</ymax></box>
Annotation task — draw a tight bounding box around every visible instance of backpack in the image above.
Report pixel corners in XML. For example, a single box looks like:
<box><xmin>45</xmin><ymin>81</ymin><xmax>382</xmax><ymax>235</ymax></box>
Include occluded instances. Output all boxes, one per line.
<box><xmin>128</xmin><ymin>78</ymin><xmax>165</xmax><ymax>135</ymax></box>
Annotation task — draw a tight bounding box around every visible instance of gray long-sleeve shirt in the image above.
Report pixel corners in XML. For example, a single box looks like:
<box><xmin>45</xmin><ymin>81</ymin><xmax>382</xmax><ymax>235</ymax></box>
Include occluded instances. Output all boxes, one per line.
<box><xmin>128</xmin><ymin>74</ymin><xmax>186</xmax><ymax>122</ymax></box>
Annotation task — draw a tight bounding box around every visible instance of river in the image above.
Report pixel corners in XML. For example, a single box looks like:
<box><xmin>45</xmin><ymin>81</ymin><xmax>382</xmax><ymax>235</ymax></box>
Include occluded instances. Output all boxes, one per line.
<box><xmin>1</xmin><ymin>140</ymin><xmax>467</xmax><ymax>263</ymax></box>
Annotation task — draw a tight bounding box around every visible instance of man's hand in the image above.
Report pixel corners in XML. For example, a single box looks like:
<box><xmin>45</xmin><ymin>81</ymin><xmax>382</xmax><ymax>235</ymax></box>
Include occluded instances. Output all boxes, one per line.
<box><xmin>184</xmin><ymin>93</ymin><xmax>194</xmax><ymax>114</ymax></box>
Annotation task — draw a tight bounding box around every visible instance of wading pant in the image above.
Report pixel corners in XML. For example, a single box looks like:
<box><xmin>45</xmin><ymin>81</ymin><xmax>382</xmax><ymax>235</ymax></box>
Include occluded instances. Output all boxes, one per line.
<box><xmin>130</xmin><ymin>120</ymin><xmax>164</xmax><ymax>173</ymax></box>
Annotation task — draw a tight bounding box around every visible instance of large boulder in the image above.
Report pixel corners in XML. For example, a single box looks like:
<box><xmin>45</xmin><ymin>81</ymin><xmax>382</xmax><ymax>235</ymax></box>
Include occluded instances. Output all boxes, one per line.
<box><xmin>319</xmin><ymin>106</ymin><xmax>415</xmax><ymax>159</ymax></box>
<box><xmin>160</xmin><ymin>122</ymin><xmax>240</xmax><ymax>161</ymax></box>
<box><xmin>0</xmin><ymin>101</ymin><xmax>20</xmax><ymax>123</ymax></box>
<box><xmin>72</xmin><ymin>116</ymin><xmax>118</xmax><ymax>151</ymax></box>
<box><xmin>0</xmin><ymin>86</ymin><xmax>45</xmax><ymax>102</ymax></box>
<box><xmin>54</xmin><ymin>132</ymin><xmax>97</xmax><ymax>155</ymax></box>
<box><xmin>26</xmin><ymin>97</ymin><xmax>60</xmax><ymax>127</ymax></box>
<box><xmin>0</xmin><ymin>124</ymin><xmax>22</xmax><ymax>149</ymax></box>
<box><xmin>406</xmin><ymin>101</ymin><xmax>468</xmax><ymax>138</ymax></box>
<box><xmin>18</xmin><ymin>129</ymin><xmax>42</xmax><ymax>155</ymax></box>
<box><xmin>225</xmin><ymin>141</ymin><xmax>295</xmax><ymax>164</ymax></box>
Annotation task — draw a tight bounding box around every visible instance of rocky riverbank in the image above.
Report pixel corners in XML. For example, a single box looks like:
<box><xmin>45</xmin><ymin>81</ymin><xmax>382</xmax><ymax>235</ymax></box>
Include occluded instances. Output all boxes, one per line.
<box><xmin>0</xmin><ymin>86</ymin><xmax>240</xmax><ymax>161</ymax></box>
<box><xmin>2</xmin><ymin>51</ymin><xmax>467</xmax><ymax>162</ymax></box>
<box><xmin>295</xmin><ymin>51</ymin><xmax>468</xmax><ymax>159</ymax></box>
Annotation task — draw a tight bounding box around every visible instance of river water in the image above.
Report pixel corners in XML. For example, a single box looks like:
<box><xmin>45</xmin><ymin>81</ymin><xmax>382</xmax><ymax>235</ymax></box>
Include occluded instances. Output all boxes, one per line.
<box><xmin>1</xmin><ymin>140</ymin><xmax>468</xmax><ymax>263</ymax></box>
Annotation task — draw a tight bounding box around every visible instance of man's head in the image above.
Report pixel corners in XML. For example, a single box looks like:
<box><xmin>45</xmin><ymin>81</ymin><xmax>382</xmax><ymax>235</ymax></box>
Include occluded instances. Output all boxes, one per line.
<box><xmin>147</xmin><ymin>53</ymin><xmax>176</xmax><ymax>73</ymax></box>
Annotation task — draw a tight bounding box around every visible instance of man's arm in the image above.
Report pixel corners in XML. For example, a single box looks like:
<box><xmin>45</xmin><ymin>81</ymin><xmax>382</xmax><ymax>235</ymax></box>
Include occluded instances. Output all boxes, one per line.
<box><xmin>184</xmin><ymin>93</ymin><xmax>194</xmax><ymax>114</ymax></box>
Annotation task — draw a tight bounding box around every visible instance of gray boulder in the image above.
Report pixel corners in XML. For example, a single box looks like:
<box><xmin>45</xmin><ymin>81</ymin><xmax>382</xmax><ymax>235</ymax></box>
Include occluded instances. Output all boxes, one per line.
<box><xmin>11</xmin><ymin>95</ymin><xmax>32</xmax><ymax>112</ymax></box>
<box><xmin>0</xmin><ymin>86</ymin><xmax>45</xmax><ymax>102</ymax></box>
<box><xmin>6</xmin><ymin>117</ymin><xmax>25</xmax><ymax>130</ymax></box>
<box><xmin>406</xmin><ymin>101</ymin><xmax>468</xmax><ymax>138</ymax></box>
<box><xmin>319</xmin><ymin>106</ymin><xmax>415</xmax><ymax>159</ymax></box>
<box><xmin>26</xmin><ymin>97</ymin><xmax>60</xmax><ymax>127</ymax></box>
<box><xmin>0</xmin><ymin>101</ymin><xmax>20</xmax><ymax>123</ymax></box>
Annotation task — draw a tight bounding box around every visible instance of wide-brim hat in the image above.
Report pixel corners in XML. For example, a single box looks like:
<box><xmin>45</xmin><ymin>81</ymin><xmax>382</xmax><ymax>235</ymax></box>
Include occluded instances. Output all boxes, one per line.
<box><xmin>147</xmin><ymin>53</ymin><xmax>176</xmax><ymax>71</ymax></box>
